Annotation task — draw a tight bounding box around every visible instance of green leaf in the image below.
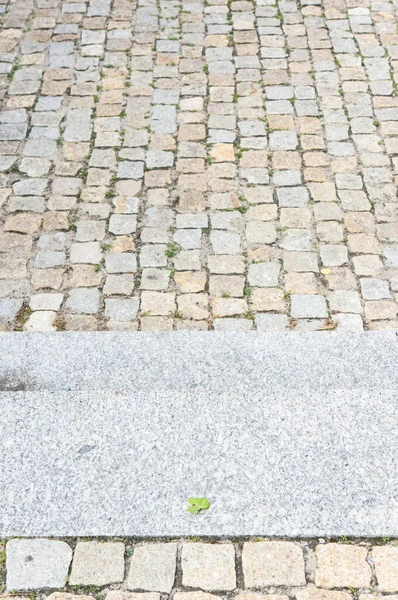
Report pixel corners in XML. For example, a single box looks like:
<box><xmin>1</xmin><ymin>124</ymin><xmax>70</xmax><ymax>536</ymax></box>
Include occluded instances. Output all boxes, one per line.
<box><xmin>187</xmin><ymin>497</ymin><xmax>210</xmax><ymax>515</ymax></box>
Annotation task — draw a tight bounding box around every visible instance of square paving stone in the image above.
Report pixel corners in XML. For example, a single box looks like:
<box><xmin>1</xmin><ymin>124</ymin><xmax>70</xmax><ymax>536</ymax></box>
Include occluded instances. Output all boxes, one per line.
<box><xmin>242</xmin><ymin>542</ymin><xmax>306</xmax><ymax>587</ymax></box>
<box><xmin>105</xmin><ymin>298</ymin><xmax>139</xmax><ymax>321</ymax></box>
<box><xmin>334</xmin><ymin>313</ymin><xmax>364</xmax><ymax>331</ymax></box>
<box><xmin>146</xmin><ymin>151</ymin><xmax>174</xmax><ymax>169</ymax></box>
<box><xmin>70</xmin><ymin>242</ymin><xmax>102</xmax><ymax>264</ymax></box>
<box><xmin>248</xmin><ymin>262</ymin><xmax>281</xmax><ymax>287</ymax></box>
<box><xmin>6</xmin><ymin>539</ymin><xmax>72</xmax><ymax>590</ymax></box>
<box><xmin>70</xmin><ymin>541</ymin><xmax>125</xmax><ymax>585</ymax></box>
<box><xmin>66</xmin><ymin>289</ymin><xmax>100</xmax><ymax>314</ymax></box>
<box><xmin>315</xmin><ymin>544</ymin><xmax>371</xmax><ymax>588</ymax></box>
<box><xmin>181</xmin><ymin>543</ymin><xmax>236</xmax><ymax>591</ymax></box>
<box><xmin>256</xmin><ymin>313</ymin><xmax>289</xmax><ymax>330</ymax></box>
<box><xmin>373</xmin><ymin>546</ymin><xmax>398</xmax><ymax>592</ymax></box>
<box><xmin>269</xmin><ymin>131</ymin><xmax>298</xmax><ymax>150</ymax></box>
<box><xmin>360</xmin><ymin>278</ymin><xmax>391</xmax><ymax>300</ymax></box>
<box><xmin>127</xmin><ymin>543</ymin><xmax>177</xmax><ymax>592</ymax></box>
<box><xmin>291</xmin><ymin>294</ymin><xmax>328</xmax><ymax>319</ymax></box>
<box><xmin>328</xmin><ymin>291</ymin><xmax>363</xmax><ymax>314</ymax></box>
<box><xmin>105</xmin><ymin>253</ymin><xmax>137</xmax><ymax>274</ymax></box>
<box><xmin>103</xmin><ymin>274</ymin><xmax>134</xmax><ymax>296</ymax></box>
<box><xmin>277</xmin><ymin>187</ymin><xmax>309</xmax><ymax>208</ymax></box>
<box><xmin>117</xmin><ymin>161</ymin><xmax>144</xmax><ymax>180</ymax></box>
<box><xmin>320</xmin><ymin>245</ymin><xmax>348</xmax><ymax>267</ymax></box>
<box><xmin>0</xmin><ymin>298</ymin><xmax>23</xmax><ymax>322</ymax></box>
<box><xmin>109</xmin><ymin>214</ymin><xmax>137</xmax><ymax>235</ymax></box>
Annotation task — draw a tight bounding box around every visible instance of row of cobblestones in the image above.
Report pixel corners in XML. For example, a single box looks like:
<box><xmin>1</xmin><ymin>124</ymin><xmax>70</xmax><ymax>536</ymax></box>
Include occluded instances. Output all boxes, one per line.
<box><xmin>1</xmin><ymin>0</ymin><xmax>398</xmax><ymax>330</ymax></box>
<box><xmin>3</xmin><ymin>539</ymin><xmax>398</xmax><ymax>593</ymax></box>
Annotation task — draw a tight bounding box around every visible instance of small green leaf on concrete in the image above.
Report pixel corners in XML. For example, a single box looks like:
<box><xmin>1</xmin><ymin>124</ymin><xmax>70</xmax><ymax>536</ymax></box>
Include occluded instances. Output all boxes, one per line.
<box><xmin>187</xmin><ymin>497</ymin><xmax>210</xmax><ymax>514</ymax></box>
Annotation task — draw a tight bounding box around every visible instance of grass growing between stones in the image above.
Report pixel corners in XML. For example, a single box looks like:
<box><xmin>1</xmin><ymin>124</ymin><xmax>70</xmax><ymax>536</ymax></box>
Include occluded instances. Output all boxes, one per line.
<box><xmin>0</xmin><ymin>539</ymin><xmax>6</xmax><ymax>593</ymax></box>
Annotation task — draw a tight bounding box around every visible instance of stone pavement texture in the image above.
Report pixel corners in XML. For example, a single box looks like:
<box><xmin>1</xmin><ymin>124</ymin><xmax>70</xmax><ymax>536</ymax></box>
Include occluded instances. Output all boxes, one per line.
<box><xmin>0</xmin><ymin>0</ymin><xmax>397</xmax><ymax>331</ymax></box>
<box><xmin>1</xmin><ymin>332</ymin><xmax>398</xmax><ymax>537</ymax></box>
<box><xmin>2</xmin><ymin>380</ymin><xmax>398</xmax><ymax>536</ymax></box>
<box><xmin>1</xmin><ymin>331</ymin><xmax>398</xmax><ymax>392</ymax></box>
<box><xmin>2</xmin><ymin>539</ymin><xmax>398</xmax><ymax>593</ymax></box>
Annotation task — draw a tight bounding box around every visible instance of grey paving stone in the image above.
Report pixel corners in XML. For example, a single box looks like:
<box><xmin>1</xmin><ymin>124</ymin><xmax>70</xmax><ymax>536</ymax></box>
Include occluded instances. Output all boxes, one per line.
<box><xmin>255</xmin><ymin>314</ymin><xmax>289</xmax><ymax>330</ymax></box>
<box><xmin>141</xmin><ymin>268</ymin><xmax>170</xmax><ymax>291</ymax></box>
<box><xmin>139</xmin><ymin>245</ymin><xmax>168</xmax><ymax>268</ymax></box>
<box><xmin>0</xmin><ymin>298</ymin><xmax>23</xmax><ymax>322</ymax></box>
<box><xmin>70</xmin><ymin>243</ymin><xmax>102</xmax><ymax>265</ymax></box>
<box><xmin>103</xmin><ymin>274</ymin><xmax>134</xmax><ymax>296</ymax></box>
<box><xmin>277</xmin><ymin>187</ymin><xmax>309</xmax><ymax>208</ymax></box>
<box><xmin>146</xmin><ymin>151</ymin><xmax>174</xmax><ymax>169</ymax></box>
<box><xmin>105</xmin><ymin>299</ymin><xmax>139</xmax><ymax>320</ymax></box>
<box><xmin>360</xmin><ymin>278</ymin><xmax>391</xmax><ymax>301</ymax></box>
<box><xmin>320</xmin><ymin>245</ymin><xmax>348</xmax><ymax>267</ymax></box>
<box><xmin>6</xmin><ymin>538</ymin><xmax>72</xmax><ymax>590</ymax></box>
<box><xmin>269</xmin><ymin>131</ymin><xmax>298</xmax><ymax>150</ymax></box>
<box><xmin>211</xmin><ymin>231</ymin><xmax>241</xmax><ymax>255</ymax></box>
<box><xmin>335</xmin><ymin>314</ymin><xmax>364</xmax><ymax>331</ymax></box>
<box><xmin>328</xmin><ymin>291</ymin><xmax>363</xmax><ymax>314</ymax></box>
<box><xmin>291</xmin><ymin>294</ymin><xmax>328</xmax><ymax>318</ymax></box>
<box><xmin>66</xmin><ymin>289</ymin><xmax>100</xmax><ymax>314</ymax></box>
<box><xmin>213</xmin><ymin>318</ymin><xmax>253</xmax><ymax>331</ymax></box>
<box><xmin>248</xmin><ymin>262</ymin><xmax>280</xmax><ymax>287</ymax></box>
<box><xmin>0</xmin><ymin>123</ymin><xmax>28</xmax><ymax>140</ymax></box>
<box><xmin>24</xmin><ymin>311</ymin><xmax>57</xmax><ymax>332</ymax></box>
<box><xmin>109</xmin><ymin>215</ymin><xmax>137</xmax><ymax>235</ymax></box>
<box><xmin>35</xmin><ymin>251</ymin><xmax>66</xmax><ymax>269</ymax></box>
<box><xmin>105</xmin><ymin>253</ymin><xmax>137</xmax><ymax>274</ymax></box>
<box><xmin>30</xmin><ymin>293</ymin><xmax>63</xmax><ymax>311</ymax></box>
<box><xmin>76</xmin><ymin>221</ymin><xmax>106</xmax><ymax>242</ymax></box>
<box><xmin>13</xmin><ymin>179</ymin><xmax>48</xmax><ymax>196</ymax></box>
<box><xmin>23</xmin><ymin>139</ymin><xmax>57</xmax><ymax>158</ymax></box>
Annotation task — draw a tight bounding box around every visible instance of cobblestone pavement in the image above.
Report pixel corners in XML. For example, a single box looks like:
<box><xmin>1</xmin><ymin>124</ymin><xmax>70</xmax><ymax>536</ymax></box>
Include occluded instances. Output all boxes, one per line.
<box><xmin>3</xmin><ymin>538</ymin><xmax>398</xmax><ymax>592</ymax></box>
<box><xmin>1</xmin><ymin>0</ymin><xmax>398</xmax><ymax>331</ymax></box>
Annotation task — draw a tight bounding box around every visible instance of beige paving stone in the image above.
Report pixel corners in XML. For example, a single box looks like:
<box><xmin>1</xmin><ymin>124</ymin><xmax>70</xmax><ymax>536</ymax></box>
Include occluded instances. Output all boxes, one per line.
<box><xmin>315</xmin><ymin>544</ymin><xmax>371</xmax><ymax>589</ymax></box>
<box><xmin>4</xmin><ymin>214</ymin><xmax>42</xmax><ymax>234</ymax></box>
<box><xmin>251</xmin><ymin>289</ymin><xmax>286</xmax><ymax>312</ymax></box>
<box><xmin>297</xmin><ymin>589</ymin><xmax>352</xmax><ymax>600</ymax></box>
<box><xmin>181</xmin><ymin>543</ymin><xmax>236</xmax><ymax>591</ymax></box>
<box><xmin>373</xmin><ymin>547</ymin><xmax>398</xmax><ymax>591</ymax></box>
<box><xmin>210</xmin><ymin>144</ymin><xmax>235</xmax><ymax>162</ymax></box>
<box><xmin>175</xmin><ymin>271</ymin><xmax>207</xmax><ymax>293</ymax></box>
<box><xmin>70</xmin><ymin>542</ymin><xmax>125</xmax><ymax>586</ymax></box>
<box><xmin>212</xmin><ymin>297</ymin><xmax>248</xmax><ymax>317</ymax></box>
<box><xmin>242</xmin><ymin>542</ymin><xmax>306</xmax><ymax>587</ymax></box>
<box><xmin>127</xmin><ymin>543</ymin><xmax>177</xmax><ymax>592</ymax></box>
<box><xmin>177</xmin><ymin>293</ymin><xmax>209</xmax><ymax>320</ymax></box>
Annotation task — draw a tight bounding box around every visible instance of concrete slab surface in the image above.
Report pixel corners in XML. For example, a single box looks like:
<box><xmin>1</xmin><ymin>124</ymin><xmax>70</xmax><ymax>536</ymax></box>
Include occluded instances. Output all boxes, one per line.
<box><xmin>1</xmin><ymin>384</ymin><xmax>398</xmax><ymax>537</ymax></box>
<box><xmin>0</xmin><ymin>331</ymin><xmax>397</xmax><ymax>392</ymax></box>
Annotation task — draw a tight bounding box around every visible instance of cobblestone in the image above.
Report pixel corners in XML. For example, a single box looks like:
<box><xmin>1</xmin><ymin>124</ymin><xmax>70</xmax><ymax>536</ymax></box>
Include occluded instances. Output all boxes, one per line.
<box><xmin>315</xmin><ymin>544</ymin><xmax>372</xmax><ymax>589</ymax></box>
<box><xmin>70</xmin><ymin>542</ymin><xmax>125</xmax><ymax>586</ymax></box>
<box><xmin>3</xmin><ymin>539</ymin><xmax>398</xmax><ymax>594</ymax></box>
<box><xmin>0</xmin><ymin>0</ymin><xmax>397</xmax><ymax>330</ymax></box>
<box><xmin>242</xmin><ymin>542</ymin><xmax>306</xmax><ymax>588</ymax></box>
